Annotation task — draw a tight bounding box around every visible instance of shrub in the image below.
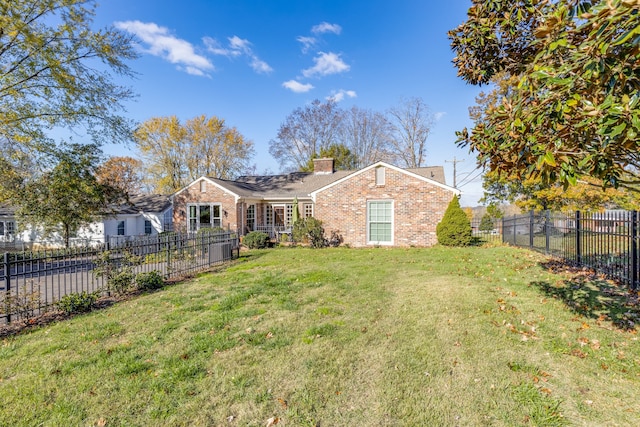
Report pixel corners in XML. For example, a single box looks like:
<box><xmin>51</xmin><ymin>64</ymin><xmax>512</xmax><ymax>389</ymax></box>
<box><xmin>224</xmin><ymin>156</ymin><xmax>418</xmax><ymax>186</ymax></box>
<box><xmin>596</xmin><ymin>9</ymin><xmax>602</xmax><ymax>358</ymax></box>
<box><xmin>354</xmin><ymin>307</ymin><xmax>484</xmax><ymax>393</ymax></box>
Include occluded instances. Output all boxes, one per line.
<box><xmin>243</xmin><ymin>231</ymin><xmax>270</xmax><ymax>249</ymax></box>
<box><xmin>110</xmin><ymin>271</ymin><xmax>135</xmax><ymax>295</ymax></box>
<box><xmin>293</xmin><ymin>217</ymin><xmax>327</xmax><ymax>248</ymax></box>
<box><xmin>436</xmin><ymin>196</ymin><xmax>473</xmax><ymax>246</ymax></box>
<box><xmin>135</xmin><ymin>270</ymin><xmax>165</xmax><ymax>291</ymax></box>
<box><xmin>57</xmin><ymin>291</ymin><xmax>98</xmax><ymax>315</ymax></box>
<box><xmin>479</xmin><ymin>213</ymin><xmax>495</xmax><ymax>232</ymax></box>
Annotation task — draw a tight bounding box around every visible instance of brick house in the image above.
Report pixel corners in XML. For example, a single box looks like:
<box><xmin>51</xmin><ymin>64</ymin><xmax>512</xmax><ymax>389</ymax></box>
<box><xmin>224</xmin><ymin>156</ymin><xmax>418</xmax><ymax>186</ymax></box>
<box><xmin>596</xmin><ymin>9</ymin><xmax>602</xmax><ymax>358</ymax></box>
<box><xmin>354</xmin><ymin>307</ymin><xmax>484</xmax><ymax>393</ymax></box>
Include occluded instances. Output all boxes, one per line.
<box><xmin>172</xmin><ymin>158</ymin><xmax>459</xmax><ymax>247</ymax></box>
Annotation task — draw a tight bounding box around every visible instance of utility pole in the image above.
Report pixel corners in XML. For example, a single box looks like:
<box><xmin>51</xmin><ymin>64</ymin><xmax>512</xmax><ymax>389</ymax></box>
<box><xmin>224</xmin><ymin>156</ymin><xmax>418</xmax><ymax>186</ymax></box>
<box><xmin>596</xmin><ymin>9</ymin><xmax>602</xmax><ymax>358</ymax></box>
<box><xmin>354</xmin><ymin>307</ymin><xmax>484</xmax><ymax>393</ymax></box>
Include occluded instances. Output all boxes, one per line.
<box><xmin>445</xmin><ymin>157</ymin><xmax>464</xmax><ymax>188</ymax></box>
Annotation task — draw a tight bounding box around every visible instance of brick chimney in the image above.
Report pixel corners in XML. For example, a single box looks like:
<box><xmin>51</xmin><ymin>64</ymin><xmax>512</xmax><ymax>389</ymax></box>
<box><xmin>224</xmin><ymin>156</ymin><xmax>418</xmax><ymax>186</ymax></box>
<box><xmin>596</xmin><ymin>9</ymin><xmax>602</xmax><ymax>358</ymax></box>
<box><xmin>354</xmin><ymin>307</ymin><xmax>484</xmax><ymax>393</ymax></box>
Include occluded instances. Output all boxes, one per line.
<box><xmin>312</xmin><ymin>158</ymin><xmax>335</xmax><ymax>174</ymax></box>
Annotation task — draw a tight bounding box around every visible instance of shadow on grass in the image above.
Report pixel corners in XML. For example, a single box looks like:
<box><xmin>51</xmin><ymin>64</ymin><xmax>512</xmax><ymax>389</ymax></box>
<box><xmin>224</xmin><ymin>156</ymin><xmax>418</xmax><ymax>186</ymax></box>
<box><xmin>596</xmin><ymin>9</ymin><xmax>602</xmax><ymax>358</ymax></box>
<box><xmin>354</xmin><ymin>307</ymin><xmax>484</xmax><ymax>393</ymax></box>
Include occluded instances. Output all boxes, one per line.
<box><xmin>532</xmin><ymin>260</ymin><xmax>639</xmax><ymax>331</ymax></box>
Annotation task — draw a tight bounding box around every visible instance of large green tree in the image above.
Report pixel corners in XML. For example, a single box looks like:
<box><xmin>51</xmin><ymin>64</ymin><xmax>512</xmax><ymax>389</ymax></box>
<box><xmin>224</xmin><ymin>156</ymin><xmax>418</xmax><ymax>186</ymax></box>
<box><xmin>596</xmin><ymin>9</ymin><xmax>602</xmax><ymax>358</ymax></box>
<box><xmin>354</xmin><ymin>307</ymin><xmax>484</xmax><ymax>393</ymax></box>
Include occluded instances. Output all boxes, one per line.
<box><xmin>16</xmin><ymin>143</ymin><xmax>127</xmax><ymax>248</ymax></box>
<box><xmin>0</xmin><ymin>0</ymin><xmax>138</xmax><ymax>150</ymax></box>
<box><xmin>450</xmin><ymin>0</ymin><xmax>640</xmax><ymax>189</ymax></box>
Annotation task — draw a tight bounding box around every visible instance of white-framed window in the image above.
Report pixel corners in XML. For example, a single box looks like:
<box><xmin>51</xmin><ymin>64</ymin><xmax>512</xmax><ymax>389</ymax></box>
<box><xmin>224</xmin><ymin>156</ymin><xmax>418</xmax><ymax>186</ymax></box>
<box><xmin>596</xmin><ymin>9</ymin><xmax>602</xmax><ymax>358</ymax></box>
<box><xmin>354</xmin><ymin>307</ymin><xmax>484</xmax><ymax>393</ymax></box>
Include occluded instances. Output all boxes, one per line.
<box><xmin>188</xmin><ymin>203</ymin><xmax>222</xmax><ymax>232</ymax></box>
<box><xmin>246</xmin><ymin>204</ymin><xmax>255</xmax><ymax>231</ymax></box>
<box><xmin>375</xmin><ymin>166</ymin><xmax>385</xmax><ymax>186</ymax></box>
<box><xmin>144</xmin><ymin>219</ymin><xmax>152</xmax><ymax>235</ymax></box>
<box><xmin>303</xmin><ymin>203</ymin><xmax>313</xmax><ymax>218</ymax></box>
<box><xmin>117</xmin><ymin>221</ymin><xmax>125</xmax><ymax>236</ymax></box>
<box><xmin>286</xmin><ymin>204</ymin><xmax>293</xmax><ymax>226</ymax></box>
<box><xmin>200</xmin><ymin>180</ymin><xmax>206</xmax><ymax>192</ymax></box>
<box><xmin>265</xmin><ymin>205</ymin><xmax>273</xmax><ymax>226</ymax></box>
<box><xmin>367</xmin><ymin>200</ymin><xmax>393</xmax><ymax>244</ymax></box>
<box><xmin>6</xmin><ymin>221</ymin><xmax>14</xmax><ymax>235</ymax></box>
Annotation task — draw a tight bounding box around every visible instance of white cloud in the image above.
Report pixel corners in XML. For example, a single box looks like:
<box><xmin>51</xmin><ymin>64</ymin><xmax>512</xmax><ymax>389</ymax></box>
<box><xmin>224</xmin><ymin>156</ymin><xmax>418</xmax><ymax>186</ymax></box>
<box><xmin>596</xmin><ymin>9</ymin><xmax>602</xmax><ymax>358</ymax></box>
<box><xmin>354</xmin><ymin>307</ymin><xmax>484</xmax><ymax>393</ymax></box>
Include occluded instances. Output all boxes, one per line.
<box><xmin>434</xmin><ymin>111</ymin><xmax>447</xmax><ymax>121</ymax></box>
<box><xmin>204</xmin><ymin>35</ymin><xmax>272</xmax><ymax>74</ymax></box>
<box><xmin>326</xmin><ymin>89</ymin><xmax>357</xmax><ymax>103</ymax></box>
<box><xmin>297</xmin><ymin>36</ymin><xmax>317</xmax><ymax>53</ymax></box>
<box><xmin>282</xmin><ymin>80</ymin><xmax>314</xmax><ymax>93</ymax></box>
<box><xmin>302</xmin><ymin>52</ymin><xmax>350</xmax><ymax>77</ymax></box>
<box><xmin>115</xmin><ymin>21</ymin><xmax>213</xmax><ymax>76</ymax></box>
<box><xmin>312</xmin><ymin>22</ymin><xmax>342</xmax><ymax>35</ymax></box>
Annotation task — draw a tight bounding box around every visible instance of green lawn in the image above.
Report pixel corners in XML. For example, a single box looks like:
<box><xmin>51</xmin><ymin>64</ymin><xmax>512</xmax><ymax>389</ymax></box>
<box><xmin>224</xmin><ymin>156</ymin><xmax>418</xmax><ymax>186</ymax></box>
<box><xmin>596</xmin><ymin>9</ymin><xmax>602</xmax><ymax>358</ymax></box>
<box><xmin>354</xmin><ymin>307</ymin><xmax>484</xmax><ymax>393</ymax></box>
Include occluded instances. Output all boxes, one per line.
<box><xmin>1</xmin><ymin>246</ymin><xmax>639</xmax><ymax>426</ymax></box>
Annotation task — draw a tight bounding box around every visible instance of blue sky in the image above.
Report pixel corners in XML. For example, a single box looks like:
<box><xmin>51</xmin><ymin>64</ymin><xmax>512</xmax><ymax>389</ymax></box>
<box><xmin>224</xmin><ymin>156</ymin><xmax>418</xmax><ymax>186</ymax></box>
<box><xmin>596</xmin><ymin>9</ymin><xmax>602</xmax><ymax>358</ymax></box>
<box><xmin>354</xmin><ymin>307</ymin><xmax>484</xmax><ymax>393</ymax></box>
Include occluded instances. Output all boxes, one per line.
<box><xmin>92</xmin><ymin>0</ymin><xmax>486</xmax><ymax>205</ymax></box>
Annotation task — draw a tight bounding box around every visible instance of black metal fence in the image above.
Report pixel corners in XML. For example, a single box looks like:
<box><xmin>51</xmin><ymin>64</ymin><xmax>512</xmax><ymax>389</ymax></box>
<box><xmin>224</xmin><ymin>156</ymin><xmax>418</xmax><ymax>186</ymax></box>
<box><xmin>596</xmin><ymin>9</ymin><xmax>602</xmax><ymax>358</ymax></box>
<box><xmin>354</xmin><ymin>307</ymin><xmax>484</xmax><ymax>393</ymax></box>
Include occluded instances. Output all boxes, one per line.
<box><xmin>1</xmin><ymin>231</ymin><xmax>239</xmax><ymax>324</ymax></box>
<box><xmin>503</xmin><ymin>210</ymin><xmax>639</xmax><ymax>290</ymax></box>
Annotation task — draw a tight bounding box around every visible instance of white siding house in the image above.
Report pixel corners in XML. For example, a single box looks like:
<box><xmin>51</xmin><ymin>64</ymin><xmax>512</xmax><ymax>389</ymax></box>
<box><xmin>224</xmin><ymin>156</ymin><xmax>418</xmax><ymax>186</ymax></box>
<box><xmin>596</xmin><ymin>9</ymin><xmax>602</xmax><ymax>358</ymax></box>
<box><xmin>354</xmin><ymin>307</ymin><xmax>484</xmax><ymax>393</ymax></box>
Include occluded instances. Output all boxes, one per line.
<box><xmin>0</xmin><ymin>195</ymin><xmax>173</xmax><ymax>250</ymax></box>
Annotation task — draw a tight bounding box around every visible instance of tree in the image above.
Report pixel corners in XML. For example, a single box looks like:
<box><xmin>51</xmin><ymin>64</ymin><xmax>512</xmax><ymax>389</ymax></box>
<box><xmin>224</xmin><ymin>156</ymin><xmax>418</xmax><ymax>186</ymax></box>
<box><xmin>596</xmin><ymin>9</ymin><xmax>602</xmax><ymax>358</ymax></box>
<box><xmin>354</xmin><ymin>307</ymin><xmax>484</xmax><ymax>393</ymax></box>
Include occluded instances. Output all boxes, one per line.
<box><xmin>478</xmin><ymin>214</ymin><xmax>495</xmax><ymax>232</ymax></box>
<box><xmin>17</xmin><ymin>143</ymin><xmax>127</xmax><ymax>248</ymax></box>
<box><xmin>482</xmin><ymin>168</ymin><xmax>640</xmax><ymax>213</ymax></box>
<box><xmin>96</xmin><ymin>156</ymin><xmax>144</xmax><ymax>195</ymax></box>
<box><xmin>134</xmin><ymin>116</ymin><xmax>187</xmax><ymax>194</ymax></box>
<box><xmin>449</xmin><ymin>0</ymin><xmax>640</xmax><ymax>189</ymax></box>
<box><xmin>436</xmin><ymin>196</ymin><xmax>473</xmax><ymax>246</ymax></box>
<box><xmin>341</xmin><ymin>106</ymin><xmax>393</xmax><ymax>168</ymax></box>
<box><xmin>184</xmin><ymin>115</ymin><xmax>254</xmax><ymax>180</ymax></box>
<box><xmin>269</xmin><ymin>100</ymin><xmax>344</xmax><ymax>171</ymax></box>
<box><xmin>301</xmin><ymin>144</ymin><xmax>358</xmax><ymax>172</ymax></box>
<box><xmin>387</xmin><ymin>97</ymin><xmax>435</xmax><ymax>168</ymax></box>
<box><xmin>134</xmin><ymin>115</ymin><xmax>254</xmax><ymax>194</ymax></box>
<box><xmin>0</xmin><ymin>0</ymin><xmax>137</xmax><ymax>151</ymax></box>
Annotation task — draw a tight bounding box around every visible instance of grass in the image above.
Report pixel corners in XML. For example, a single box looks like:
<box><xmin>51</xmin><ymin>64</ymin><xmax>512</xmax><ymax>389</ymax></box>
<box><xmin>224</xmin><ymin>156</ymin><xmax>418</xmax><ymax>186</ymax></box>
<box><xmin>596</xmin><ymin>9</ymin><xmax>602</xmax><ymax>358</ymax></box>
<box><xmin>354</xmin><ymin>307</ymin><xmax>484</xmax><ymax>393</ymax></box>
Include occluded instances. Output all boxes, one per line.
<box><xmin>1</xmin><ymin>246</ymin><xmax>639</xmax><ymax>426</ymax></box>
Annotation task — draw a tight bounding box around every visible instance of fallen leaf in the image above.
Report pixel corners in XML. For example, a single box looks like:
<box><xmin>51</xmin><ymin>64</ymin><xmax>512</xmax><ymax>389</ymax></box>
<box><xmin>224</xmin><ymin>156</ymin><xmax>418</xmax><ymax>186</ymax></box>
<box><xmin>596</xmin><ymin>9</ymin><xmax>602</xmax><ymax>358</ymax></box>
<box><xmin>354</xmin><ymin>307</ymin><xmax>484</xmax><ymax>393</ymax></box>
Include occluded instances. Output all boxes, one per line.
<box><xmin>277</xmin><ymin>398</ymin><xmax>287</xmax><ymax>409</ymax></box>
<box><xmin>266</xmin><ymin>417</ymin><xmax>279</xmax><ymax>427</ymax></box>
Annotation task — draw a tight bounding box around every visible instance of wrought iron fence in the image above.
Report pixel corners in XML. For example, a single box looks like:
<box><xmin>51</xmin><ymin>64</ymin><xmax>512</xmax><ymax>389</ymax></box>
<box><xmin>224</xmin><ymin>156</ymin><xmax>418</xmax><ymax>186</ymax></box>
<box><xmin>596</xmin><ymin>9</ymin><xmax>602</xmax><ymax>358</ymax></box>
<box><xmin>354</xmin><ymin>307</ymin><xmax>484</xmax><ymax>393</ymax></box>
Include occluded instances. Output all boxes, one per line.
<box><xmin>0</xmin><ymin>231</ymin><xmax>239</xmax><ymax>324</ymax></box>
<box><xmin>503</xmin><ymin>210</ymin><xmax>639</xmax><ymax>290</ymax></box>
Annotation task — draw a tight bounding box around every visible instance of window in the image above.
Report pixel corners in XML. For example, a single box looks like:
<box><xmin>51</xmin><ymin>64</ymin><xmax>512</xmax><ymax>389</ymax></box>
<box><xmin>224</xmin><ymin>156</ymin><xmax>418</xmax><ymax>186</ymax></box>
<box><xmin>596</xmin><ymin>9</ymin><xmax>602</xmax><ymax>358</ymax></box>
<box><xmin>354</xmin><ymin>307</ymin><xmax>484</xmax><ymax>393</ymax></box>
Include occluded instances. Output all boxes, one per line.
<box><xmin>0</xmin><ymin>222</ymin><xmax>4</xmax><ymax>236</ymax></box>
<box><xmin>187</xmin><ymin>203</ymin><xmax>222</xmax><ymax>232</ymax></box>
<box><xmin>367</xmin><ymin>201</ymin><xmax>393</xmax><ymax>244</ymax></box>
<box><xmin>117</xmin><ymin>221</ymin><xmax>125</xmax><ymax>236</ymax></box>
<box><xmin>375</xmin><ymin>166</ymin><xmax>385</xmax><ymax>186</ymax></box>
<box><xmin>6</xmin><ymin>221</ymin><xmax>14</xmax><ymax>235</ymax></box>
<box><xmin>286</xmin><ymin>204</ymin><xmax>293</xmax><ymax>226</ymax></box>
<box><xmin>200</xmin><ymin>180</ymin><xmax>206</xmax><ymax>192</ymax></box>
<box><xmin>265</xmin><ymin>205</ymin><xmax>273</xmax><ymax>226</ymax></box>
<box><xmin>246</xmin><ymin>204</ymin><xmax>255</xmax><ymax>231</ymax></box>
<box><xmin>144</xmin><ymin>219</ymin><xmax>152</xmax><ymax>235</ymax></box>
<box><xmin>303</xmin><ymin>203</ymin><xmax>313</xmax><ymax>218</ymax></box>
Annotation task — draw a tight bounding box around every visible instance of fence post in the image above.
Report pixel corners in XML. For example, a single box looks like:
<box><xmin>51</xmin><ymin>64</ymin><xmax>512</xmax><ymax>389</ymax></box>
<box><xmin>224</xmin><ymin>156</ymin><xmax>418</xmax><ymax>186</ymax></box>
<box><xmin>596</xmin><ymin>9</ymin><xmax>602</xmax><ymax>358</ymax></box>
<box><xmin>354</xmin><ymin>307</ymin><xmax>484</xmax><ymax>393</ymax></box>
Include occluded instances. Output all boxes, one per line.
<box><xmin>529</xmin><ymin>210</ymin><xmax>534</xmax><ymax>249</ymax></box>
<box><xmin>3</xmin><ymin>252</ymin><xmax>10</xmax><ymax>323</ymax></box>
<box><xmin>632</xmin><ymin>211</ymin><xmax>638</xmax><ymax>290</ymax></box>
<box><xmin>575</xmin><ymin>211</ymin><xmax>581</xmax><ymax>265</ymax></box>
<box><xmin>545</xmin><ymin>210</ymin><xmax>551</xmax><ymax>254</ymax></box>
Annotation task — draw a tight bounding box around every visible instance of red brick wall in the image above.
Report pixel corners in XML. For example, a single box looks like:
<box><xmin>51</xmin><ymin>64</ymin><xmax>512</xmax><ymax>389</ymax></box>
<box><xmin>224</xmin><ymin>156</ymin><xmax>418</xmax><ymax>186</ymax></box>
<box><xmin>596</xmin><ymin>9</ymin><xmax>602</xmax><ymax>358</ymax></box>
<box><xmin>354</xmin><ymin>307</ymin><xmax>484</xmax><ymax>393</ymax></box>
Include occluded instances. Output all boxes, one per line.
<box><xmin>314</xmin><ymin>167</ymin><xmax>455</xmax><ymax>247</ymax></box>
<box><xmin>173</xmin><ymin>179</ymin><xmax>238</xmax><ymax>232</ymax></box>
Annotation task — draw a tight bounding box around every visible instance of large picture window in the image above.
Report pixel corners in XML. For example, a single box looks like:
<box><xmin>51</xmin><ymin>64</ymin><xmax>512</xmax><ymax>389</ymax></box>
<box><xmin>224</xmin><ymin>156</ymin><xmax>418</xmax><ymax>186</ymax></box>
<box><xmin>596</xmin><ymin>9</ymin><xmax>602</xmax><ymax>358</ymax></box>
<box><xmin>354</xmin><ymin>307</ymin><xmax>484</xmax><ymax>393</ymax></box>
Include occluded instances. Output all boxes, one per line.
<box><xmin>188</xmin><ymin>203</ymin><xmax>222</xmax><ymax>232</ymax></box>
<box><xmin>367</xmin><ymin>200</ymin><xmax>393</xmax><ymax>244</ymax></box>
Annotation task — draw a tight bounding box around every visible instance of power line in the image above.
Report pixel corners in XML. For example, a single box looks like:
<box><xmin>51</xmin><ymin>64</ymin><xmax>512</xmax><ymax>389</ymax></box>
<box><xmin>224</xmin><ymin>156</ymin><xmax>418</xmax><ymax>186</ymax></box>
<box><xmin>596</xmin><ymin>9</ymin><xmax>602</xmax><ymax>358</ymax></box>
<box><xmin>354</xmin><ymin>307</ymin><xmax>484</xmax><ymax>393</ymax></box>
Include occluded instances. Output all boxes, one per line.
<box><xmin>445</xmin><ymin>157</ymin><xmax>465</xmax><ymax>188</ymax></box>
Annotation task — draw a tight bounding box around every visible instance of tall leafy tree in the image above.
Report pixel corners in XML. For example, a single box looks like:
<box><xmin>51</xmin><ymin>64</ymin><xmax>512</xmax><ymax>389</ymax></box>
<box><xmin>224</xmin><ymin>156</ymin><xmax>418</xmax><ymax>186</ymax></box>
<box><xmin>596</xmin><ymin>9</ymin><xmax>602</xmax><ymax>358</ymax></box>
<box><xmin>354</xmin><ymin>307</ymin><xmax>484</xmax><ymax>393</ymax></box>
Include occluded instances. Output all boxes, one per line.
<box><xmin>185</xmin><ymin>115</ymin><xmax>254</xmax><ymax>181</ymax></box>
<box><xmin>450</xmin><ymin>0</ymin><xmax>640</xmax><ymax>189</ymax></box>
<box><xmin>387</xmin><ymin>97</ymin><xmax>435</xmax><ymax>168</ymax></box>
<box><xmin>0</xmin><ymin>0</ymin><xmax>138</xmax><ymax>151</ymax></box>
<box><xmin>269</xmin><ymin>99</ymin><xmax>344</xmax><ymax>171</ymax></box>
<box><xmin>134</xmin><ymin>115</ymin><xmax>254</xmax><ymax>194</ymax></box>
<box><xmin>17</xmin><ymin>143</ymin><xmax>127</xmax><ymax>248</ymax></box>
<box><xmin>134</xmin><ymin>116</ymin><xmax>187</xmax><ymax>194</ymax></box>
<box><xmin>96</xmin><ymin>156</ymin><xmax>144</xmax><ymax>195</ymax></box>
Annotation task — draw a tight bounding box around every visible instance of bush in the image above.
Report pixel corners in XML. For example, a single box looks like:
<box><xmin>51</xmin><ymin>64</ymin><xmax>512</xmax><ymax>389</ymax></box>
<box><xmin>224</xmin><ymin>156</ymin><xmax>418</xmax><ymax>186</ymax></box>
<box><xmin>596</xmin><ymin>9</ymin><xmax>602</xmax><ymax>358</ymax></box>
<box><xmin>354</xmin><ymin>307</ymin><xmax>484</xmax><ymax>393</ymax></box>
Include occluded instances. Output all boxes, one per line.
<box><xmin>293</xmin><ymin>217</ymin><xmax>328</xmax><ymax>248</ymax></box>
<box><xmin>135</xmin><ymin>270</ymin><xmax>165</xmax><ymax>291</ymax></box>
<box><xmin>57</xmin><ymin>291</ymin><xmax>98</xmax><ymax>315</ymax></box>
<box><xmin>436</xmin><ymin>196</ymin><xmax>473</xmax><ymax>246</ymax></box>
<box><xmin>243</xmin><ymin>231</ymin><xmax>270</xmax><ymax>249</ymax></box>
<box><xmin>479</xmin><ymin>213</ymin><xmax>495</xmax><ymax>232</ymax></box>
<box><xmin>110</xmin><ymin>271</ymin><xmax>135</xmax><ymax>295</ymax></box>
